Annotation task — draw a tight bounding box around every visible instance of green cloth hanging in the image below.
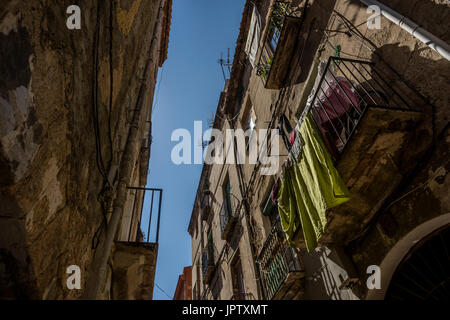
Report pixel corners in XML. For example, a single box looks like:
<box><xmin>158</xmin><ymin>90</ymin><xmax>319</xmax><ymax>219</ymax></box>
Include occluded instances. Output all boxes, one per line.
<box><xmin>277</xmin><ymin>114</ymin><xmax>350</xmax><ymax>251</ymax></box>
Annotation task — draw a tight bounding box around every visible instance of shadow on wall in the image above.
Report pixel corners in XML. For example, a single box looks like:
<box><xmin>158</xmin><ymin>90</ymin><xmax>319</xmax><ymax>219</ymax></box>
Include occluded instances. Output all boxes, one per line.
<box><xmin>288</xmin><ymin>0</ymin><xmax>337</xmax><ymax>86</ymax></box>
<box><xmin>0</xmin><ymin>192</ymin><xmax>38</xmax><ymax>299</ymax></box>
<box><xmin>346</xmin><ymin>0</ymin><xmax>450</xmax><ymax>132</ymax></box>
<box><xmin>0</xmin><ymin>22</ymin><xmax>38</xmax><ymax>299</ymax></box>
<box><xmin>370</xmin><ymin>43</ymin><xmax>450</xmax><ymax>133</ymax></box>
<box><xmin>301</xmin><ymin>247</ymin><xmax>360</xmax><ymax>300</ymax></box>
<box><xmin>345</xmin><ymin>0</ymin><xmax>450</xmax><ymax>36</ymax></box>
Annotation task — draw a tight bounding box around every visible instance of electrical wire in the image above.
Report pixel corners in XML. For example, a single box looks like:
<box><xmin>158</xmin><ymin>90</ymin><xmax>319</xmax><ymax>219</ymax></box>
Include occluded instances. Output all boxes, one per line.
<box><xmin>383</xmin><ymin>162</ymin><xmax>448</xmax><ymax>213</ymax></box>
<box><xmin>155</xmin><ymin>282</ymin><xmax>172</xmax><ymax>299</ymax></box>
<box><xmin>92</xmin><ymin>2</ymin><xmax>108</xmax><ymax>183</ymax></box>
<box><xmin>151</xmin><ymin>66</ymin><xmax>165</xmax><ymax>118</ymax></box>
<box><xmin>91</xmin><ymin>1</ymin><xmax>117</xmax><ymax>249</ymax></box>
<box><xmin>107</xmin><ymin>0</ymin><xmax>115</xmax><ymax>172</ymax></box>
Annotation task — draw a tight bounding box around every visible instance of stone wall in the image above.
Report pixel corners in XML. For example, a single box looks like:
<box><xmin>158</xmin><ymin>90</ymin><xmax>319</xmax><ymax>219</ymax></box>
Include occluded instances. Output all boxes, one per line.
<box><xmin>112</xmin><ymin>242</ymin><xmax>157</xmax><ymax>300</ymax></box>
<box><xmin>0</xmin><ymin>0</ymin><xmax>166</xmax><ymax>299</ymax></box>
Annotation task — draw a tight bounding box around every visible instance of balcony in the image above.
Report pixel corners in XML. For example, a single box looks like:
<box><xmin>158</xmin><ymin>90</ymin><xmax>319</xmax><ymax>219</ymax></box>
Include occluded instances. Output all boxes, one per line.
<box><xmin>202</xmin><ymin>238</ymin><xmax>215</xmax><ymax>284</ymax></box>
<box><xmin>295</xmin><ymin>56</ymin><xmax>431</xmax><ymax>246</ymax></box>
<box><xmin>257</xmin><ymin>220</ymin><xmax>304</xmax><ymax>300</ymax></box>
<box><xmin>112</xmin><ymin>242</ymin><xmax>158</xmax><ymax>300</ymax></box>
<box><xmin>124</xmin><ymin>187</ymin><xmax>163</xmax><ymax>243</ymax></box>
<box><xmin>219</xmin><ymin>196</ymin><xmax>239</xmax><ymax>241</ymax></box>
<box><xmin>113</xmin><ymin>187</ymin><xmax>163</xmax><ymax>299</ymax></box>
<box><xmin>201</xmin><ymin>191</ymin><xmax>212</xmax><ymax>221</ymax></box>
<box><xmin>257</xmin><ymin>1</ymin><xmax>304</xmax><ymax>89</ymax></box>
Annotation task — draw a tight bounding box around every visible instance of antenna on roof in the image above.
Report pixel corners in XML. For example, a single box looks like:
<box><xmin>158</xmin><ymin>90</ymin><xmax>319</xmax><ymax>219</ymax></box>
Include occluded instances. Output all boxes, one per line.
<box><xmin>217</xmin><ymin>48</ymin><xmax>233</xmax><ymax>83</ymax></box>
<box><xmin>208</xmin><ymin>112</ymin><xmax>214</xmax><ymax>128</ymax></box>
<box><xmin>197</xmin><ymin>139</ymin><xmax>209</xmax><ymax>150</ymax></box>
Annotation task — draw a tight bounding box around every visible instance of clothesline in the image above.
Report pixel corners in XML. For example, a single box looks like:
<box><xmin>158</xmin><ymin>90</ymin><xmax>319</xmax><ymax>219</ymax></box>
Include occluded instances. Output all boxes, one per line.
<box><xmin>275</xmin><ymin>113</ymin><xmax>351</xmax><ymax>252</ymax></box>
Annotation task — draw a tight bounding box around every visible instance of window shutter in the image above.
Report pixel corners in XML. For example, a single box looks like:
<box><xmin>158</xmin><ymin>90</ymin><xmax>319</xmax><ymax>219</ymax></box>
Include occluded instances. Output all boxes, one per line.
<box><xmin>245</xmin><ymin>6</ymin><xmax>261</xmax><ymax>67</ymax></box>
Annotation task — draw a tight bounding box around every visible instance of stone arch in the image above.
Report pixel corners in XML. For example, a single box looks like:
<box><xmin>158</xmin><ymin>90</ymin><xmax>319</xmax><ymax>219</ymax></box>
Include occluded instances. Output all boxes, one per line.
<box><xmin>366</xmin><ymin>213</ymin><xmax>450</xmax><ymax>300</ymax></box>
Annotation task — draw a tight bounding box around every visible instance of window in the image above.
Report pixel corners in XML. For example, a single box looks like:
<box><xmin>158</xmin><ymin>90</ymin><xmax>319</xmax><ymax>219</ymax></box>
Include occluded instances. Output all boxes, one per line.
<box><xmin>193</xmin><ymin>283</ymin><xmax>197</xmax><ymax>300</ymax></box>
<box><xmin>241</xmin><ymin>99</ymin><xmax>257</xmax><ymax>134</ymax></box>
<box><xmin>261</xmin><ymin>179</ymin><xmax>279</xmax><ymax>226</ymax></box>
<box><xmin>241</xmin><ymin>98</ymin><xmax>257</xmax><ymax>153</ymax></box>
<box><xmin>223</xmin><ymin>175</ymin><xmax>232</xmax><ymax>217</ymax></box>
<box><xmin>195</xmin><ymin>263</ymin><xmax>201</xmax><ymax>299</ymax></box>
<box><xmin>248</xmin><ymin>114</ymin><xmax>256</xmax><ymax>133</ymax></box>
<box><xmin>245</xmin><ymin>5</ymin><xmax>261</xmax><ymax>67</ymax></box>
<box><xmin>270</xmin><ymin>27</ymin><xmax>281</xmax><ymax>51</ymax></box>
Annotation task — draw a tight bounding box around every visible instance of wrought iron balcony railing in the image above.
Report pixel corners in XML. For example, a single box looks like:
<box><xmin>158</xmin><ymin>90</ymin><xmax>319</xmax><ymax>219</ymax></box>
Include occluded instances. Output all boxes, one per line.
<box><xmin>290</xmin><ymin>56</ymin><xmax>427</xmax><ymax>246</ymax></box>
<box><xmin>125</xmin><ymin>187</ymin><xmax>163</xmax><ymax>244</ymax></box>
<box><xmin>256</xmin><ymin>219</ymin><xmax>303</xmax><ymax>300</ymax></box>
<box><xmin>202</xmin><ymin>239</ymin><xmax>215</xmax><ymax>284</ymax></box>
<box><xmin>201</xmin><ymin>191</ymin><xmax>212</xmax><ymax>221</ymax></box>
<box><xmin>303</xmin><ymin>56</ymin><xmax>420</xmax><ymax>160</ymax></box>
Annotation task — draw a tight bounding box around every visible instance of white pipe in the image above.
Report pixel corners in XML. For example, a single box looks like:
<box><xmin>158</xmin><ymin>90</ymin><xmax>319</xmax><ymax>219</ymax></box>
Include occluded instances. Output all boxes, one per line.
<box><xmin>361</xmin><ymin>0</ymin><xmax>450</xmax><ymax>61</ymax></box>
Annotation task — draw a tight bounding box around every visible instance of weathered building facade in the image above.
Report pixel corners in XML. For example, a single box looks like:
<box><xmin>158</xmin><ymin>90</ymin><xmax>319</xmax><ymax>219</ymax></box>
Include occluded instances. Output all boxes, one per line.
<box><xmin>173</xmin><ymin>266</ymin><xmax>193</xmax><ymax>300</ymax></box>
<box><xmin>189</xmin><ymin>0</ymin><xmax>449</xmax><ymax>300</ymax></box>
<box><xmin>0</xmin><ymin>0</ymin><xmax>171</xmax><ymax>299</ymax></box>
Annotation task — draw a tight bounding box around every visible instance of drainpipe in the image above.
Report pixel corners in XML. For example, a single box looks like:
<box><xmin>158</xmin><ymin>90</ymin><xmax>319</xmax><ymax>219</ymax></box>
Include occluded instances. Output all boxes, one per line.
<box><xmin>360</xmin><ymin>0</ymin><xmax>450</xmax><ymax>61</ymax></box>
<box><xmin>85</xmin><ymin>0</ymin><xmax>166</xmax><ymax>299</ymax></box>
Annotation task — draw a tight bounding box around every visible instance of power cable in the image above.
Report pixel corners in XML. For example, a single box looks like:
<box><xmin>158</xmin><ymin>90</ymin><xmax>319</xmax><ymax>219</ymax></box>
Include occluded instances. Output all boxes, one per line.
<box><xmin>107</xmin><ymin>0</ymin><xmax>115</xmax><ymax>172</ymax></box>
<box><xmin>151</xmin><ymin>66</ymin><xmax>165</xmax><ymax>118</ymax></box>
<box><xmin>155</xmin><ymin>282</ymin><xmax>172</xmax><ymax>299</ymax></box>
<box><xmin>91</xmin><ymin>1</ymin><xmax>117</xmax><ymax>249</ymax></box>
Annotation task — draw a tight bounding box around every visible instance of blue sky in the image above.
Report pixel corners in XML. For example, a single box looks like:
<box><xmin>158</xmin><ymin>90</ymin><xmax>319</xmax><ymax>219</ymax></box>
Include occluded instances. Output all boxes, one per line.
<box><xmin>144</xmin><ymin>0</ymin><xmax>246</xmax><ymax>300</ymax></box>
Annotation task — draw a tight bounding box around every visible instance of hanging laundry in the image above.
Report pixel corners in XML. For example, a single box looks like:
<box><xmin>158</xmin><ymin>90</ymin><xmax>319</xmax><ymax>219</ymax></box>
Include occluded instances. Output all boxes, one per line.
<box><xmin>312</xmin><ymin>68</ymin><xmax>361</xmax><ymax>157</ymax></box>
<box><xmin>277</xmin><ymin>113</ymin><xmax>350</xmax><ymax>251</ymax></box>
<box><xmin>288</xmin><ymin>129</ymin><xmax>302</xmax><ymax>164</ymax></box>
<box><xmin>314</xmin><ymin>77</ymin><xmax>360</xmax><ymax>125</ymax></box>
<box><xmin>278</xmin><ymin>114</ymin><xmax>295</xmax><ymax>152</ymax></box>
<box><xmin>277</xmin><ymin>166</ymin><xmax>305</xmax><ymax>248</ymax></box>
<box><xmin>271</xmin><ymin>178</ymin><xmax>279</xmax><ymax>206</ymax></box>
<box><xmin>289</xmin><ymin>130</ymin><xmax>296</xmax><ymax>146</ymax></box>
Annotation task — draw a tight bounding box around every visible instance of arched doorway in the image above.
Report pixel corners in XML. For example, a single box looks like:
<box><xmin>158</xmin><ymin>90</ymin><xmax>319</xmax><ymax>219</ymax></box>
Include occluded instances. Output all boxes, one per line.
<box><xmin>385</xmin><ymin>224</ymin><xmax>450</xmax><ymax>300</ymax></box>
<box><xmin>366</xmin><ymin>213</ymin><xmax>450</xmax><ymax>300</ymax></box>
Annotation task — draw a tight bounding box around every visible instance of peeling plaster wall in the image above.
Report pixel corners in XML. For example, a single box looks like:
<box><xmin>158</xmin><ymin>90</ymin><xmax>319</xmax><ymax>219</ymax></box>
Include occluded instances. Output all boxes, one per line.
<box><xmin>0</xmin><ymin>0</ymin><xmax>164</xmax><ymax>299</ymax></box>
<box><xmin>112</xmin><ymin>242</ymin><xmax>157</xmax><ymax>300</ymax></box>
<box><xmin>348</xmin><ymin>125</ymin><xmax>450</xmax><ymax>299</ymax></box>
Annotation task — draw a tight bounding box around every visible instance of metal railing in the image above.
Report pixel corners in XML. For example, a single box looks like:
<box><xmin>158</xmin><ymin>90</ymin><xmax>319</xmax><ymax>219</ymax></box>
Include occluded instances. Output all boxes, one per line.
<box><xmin>256</xmin><ymin>219</ymin><xmax>301</xmax><ymax>300</ymax></box>
<box><xmin>303</xmin><ymin>56</ymin><xmax>420</xmax><ymax>159</ymax></box>
<box><xmin>201</xmin><ymin>237</ymin><xmax>215</xmax><ymax>282</ymax></box>
<box><xmin>126</xmin><ymin>187</ymin><xmax>163</xmax><ymax>244</ymax></box>
<box><xmin>201</xmin><ymin>250</ymin><xmax>213</xmax><ymax>277</ymax></box>
<box><xmin>201</xmin><ymin>192</ymin><xmax>212</xmax><ymax>221</ymax></box>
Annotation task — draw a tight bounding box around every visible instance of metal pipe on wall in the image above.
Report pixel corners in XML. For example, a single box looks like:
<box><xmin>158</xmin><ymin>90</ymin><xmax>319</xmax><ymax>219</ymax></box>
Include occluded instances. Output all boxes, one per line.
<box><xmin>84</xmin><ymin>0</ymin><xmax>167</xmax><ymax>299</ymax></box>
<box><xmin>360</xmin><ymin>0</ymin><xmax>450</xmax><ymax>61</ymax></box>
